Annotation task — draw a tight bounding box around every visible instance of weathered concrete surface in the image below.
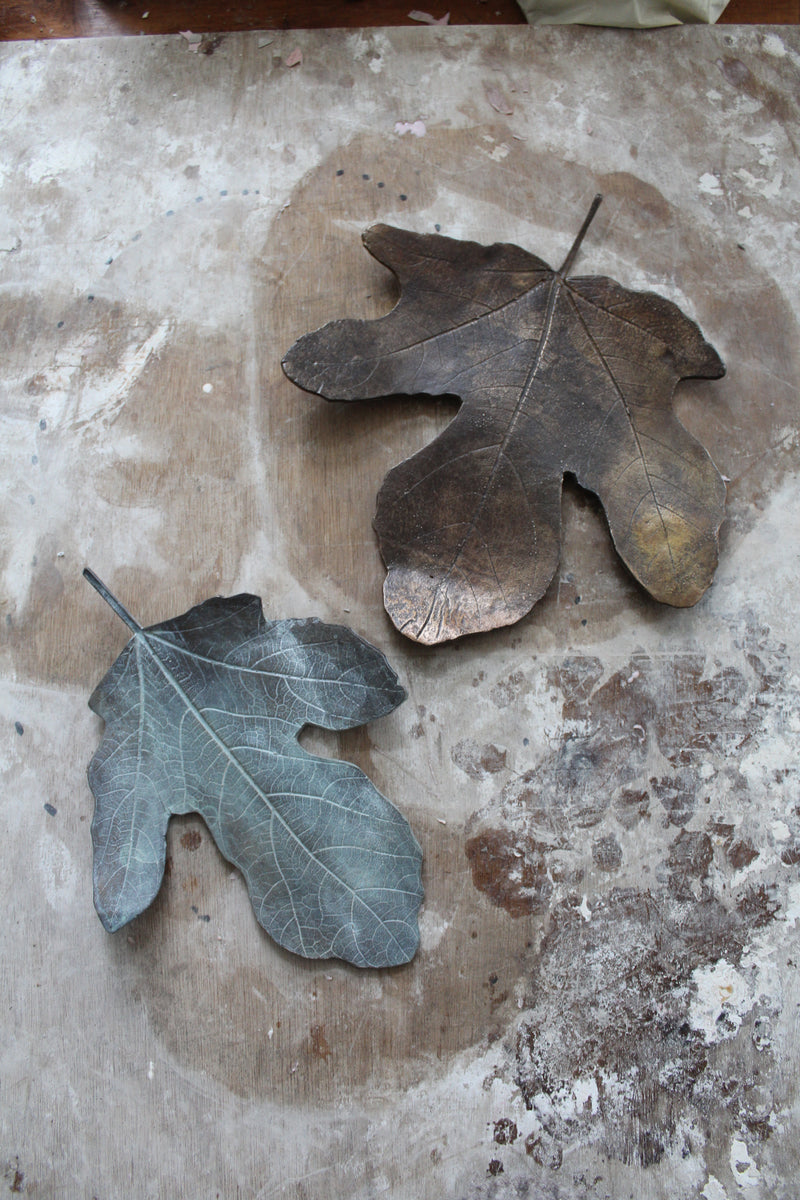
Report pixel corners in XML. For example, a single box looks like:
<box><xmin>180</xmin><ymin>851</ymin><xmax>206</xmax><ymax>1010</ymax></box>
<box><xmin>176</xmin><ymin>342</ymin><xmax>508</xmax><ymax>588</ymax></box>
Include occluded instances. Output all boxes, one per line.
<box><xmin>1</xmin><ymin>24</ymin><xmax>799</xmax><ymax>1200</ymax></box>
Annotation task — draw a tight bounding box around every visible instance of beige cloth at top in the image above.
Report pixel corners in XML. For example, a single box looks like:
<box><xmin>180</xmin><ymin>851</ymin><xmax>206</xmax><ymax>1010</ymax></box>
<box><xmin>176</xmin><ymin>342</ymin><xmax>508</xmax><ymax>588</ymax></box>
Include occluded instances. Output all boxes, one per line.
<box><xmin>518</xmin><ymin>0</ymin><xmax>729</xmax><ymax>25</ymax></box>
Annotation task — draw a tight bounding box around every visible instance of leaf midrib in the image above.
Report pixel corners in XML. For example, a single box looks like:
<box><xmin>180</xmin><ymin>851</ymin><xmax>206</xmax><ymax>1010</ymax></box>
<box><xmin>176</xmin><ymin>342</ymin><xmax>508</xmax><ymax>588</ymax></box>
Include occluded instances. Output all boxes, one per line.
<box><xmin>136</xmin><ymin>629</ymin><xmax>410</xmax><ymax>959</ymax></box>
<box><xmin>401</xmin><ymin>270</ymin><xmax>685</xmax><ymax>633</ymax></box>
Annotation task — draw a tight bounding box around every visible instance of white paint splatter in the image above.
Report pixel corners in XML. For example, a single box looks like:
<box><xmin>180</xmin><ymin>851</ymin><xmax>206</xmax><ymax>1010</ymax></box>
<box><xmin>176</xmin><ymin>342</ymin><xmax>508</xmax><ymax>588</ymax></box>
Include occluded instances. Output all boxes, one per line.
<box><xmin>784</xmin><ymin>881</ymin><xmax>800</xmax><ymax>926</ymax></box>
<box><xmin>735</xmin><ymin>166</ymin><xmax>784</xmax><ymax>200</ymax></box>
<box><xmin>698</xmin><ymin>172</ymin><xmax>724</xmax><ymax>196</ymax></box>
<box><xmin>729</xmin><ymin>1137</ymin><xmax>761</xmax><ymax>1189</ymax></box>
<box><xmin>702</xmin><ymin>1175</ymin><xmax>730</xmax><ymax>1200</ymax></box>
<box><xmin>202</xmin><ymin>382</ymin><xmax>213</xmax><ymax>393</ymax></box>
<box><xmin>688</xmin><ymin>959</ymin><xmax>750</xmax><ymax>1041</ymax></box>
<box><xmin>37</xmin><ymin>833</ymin><xmax>80</xmax><ymax>910</ymax></box>
<box><xmin>482</xmin><ymin>143</ymin><xmax>510</xmax><ymax>163</ymax></box>
<box><xmin>418</xmin><ymin>908</ymin><xmax>450</xmax><ymax>952</ymax></box>
<box><xmin>571</xmin><ymin>1075</ymin><xmax>598</xmax><ymax>1114</ymax></box>
<box><xmin>72</xmin><ymin>319</ymin><xmax>172</xmax><ymax>427</ymax></box>
<box><xmin>395</xmin><ymin>120</ymin><xmax>426</xmax><ymax>138</ymax></box>
<box><xmin>761</xmin><ymin>32</ymin><xmax>786</xmax><ymax>58</ymax></box>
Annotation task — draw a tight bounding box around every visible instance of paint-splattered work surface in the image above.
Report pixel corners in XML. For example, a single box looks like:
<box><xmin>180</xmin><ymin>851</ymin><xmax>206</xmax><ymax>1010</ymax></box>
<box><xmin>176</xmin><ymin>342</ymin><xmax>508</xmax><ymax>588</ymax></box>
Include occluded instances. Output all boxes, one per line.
<box><xmin>1</xmin><ymin>24</ymin><xmax>799</xmax><ymax>1200</ymax></box>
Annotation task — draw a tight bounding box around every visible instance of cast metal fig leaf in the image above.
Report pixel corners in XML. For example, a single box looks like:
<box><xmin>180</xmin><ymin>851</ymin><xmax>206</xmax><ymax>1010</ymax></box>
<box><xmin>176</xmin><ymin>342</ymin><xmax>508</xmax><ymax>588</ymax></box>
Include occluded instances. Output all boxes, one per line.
<box><xmin>282</xmin><ymin>195</ymin><xmax>727</xmax><ymax>645</ymax></box>
<box><xmin>83</xmin><ymin>569</ymin><xmax>422</xmax><ymax>968</ymax></box>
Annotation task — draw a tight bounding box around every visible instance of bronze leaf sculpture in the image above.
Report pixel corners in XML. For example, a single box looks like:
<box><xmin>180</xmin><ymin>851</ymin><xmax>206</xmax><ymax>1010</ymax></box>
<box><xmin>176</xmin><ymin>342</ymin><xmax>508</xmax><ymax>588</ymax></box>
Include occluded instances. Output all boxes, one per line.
<box><xmin>283</xmin><ymin>195</ymin><xmax>727</xmax><ymax>645</ymax></box>
<box><xmin>83</xmin><ymin>569</ymin><xmax>422</xmax><ymax>967</ymax></box>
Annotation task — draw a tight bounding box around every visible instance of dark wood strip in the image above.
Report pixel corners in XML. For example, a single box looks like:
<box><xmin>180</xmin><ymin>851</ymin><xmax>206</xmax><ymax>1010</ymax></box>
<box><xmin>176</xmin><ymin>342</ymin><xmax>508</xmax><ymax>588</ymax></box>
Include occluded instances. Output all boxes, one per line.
<box><xmin>1</xmin><ymin>0</ymin><xmax>796</xmax><ymax>43</ymax></box>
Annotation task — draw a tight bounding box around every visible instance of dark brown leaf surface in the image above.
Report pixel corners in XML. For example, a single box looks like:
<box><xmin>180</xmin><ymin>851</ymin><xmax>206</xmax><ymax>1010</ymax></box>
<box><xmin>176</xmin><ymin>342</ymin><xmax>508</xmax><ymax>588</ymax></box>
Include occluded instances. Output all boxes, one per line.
<box><xmin>283</xmin><ymin>196</ymin><xmax>726</xmax><ymax>644</ymax></box>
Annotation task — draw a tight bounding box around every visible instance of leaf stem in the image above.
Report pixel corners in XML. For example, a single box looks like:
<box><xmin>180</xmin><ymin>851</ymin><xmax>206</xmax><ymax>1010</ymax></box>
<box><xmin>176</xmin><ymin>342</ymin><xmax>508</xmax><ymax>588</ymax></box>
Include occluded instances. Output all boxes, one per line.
<box><xmin>558</xmin><ymin>193</ymin><xmax>603</xmax><ymax>278</ymax></box>
<box><xmin>83</xmin><ymin>568</ymin><xmax>143</xmax><ymax>635</ymax></box>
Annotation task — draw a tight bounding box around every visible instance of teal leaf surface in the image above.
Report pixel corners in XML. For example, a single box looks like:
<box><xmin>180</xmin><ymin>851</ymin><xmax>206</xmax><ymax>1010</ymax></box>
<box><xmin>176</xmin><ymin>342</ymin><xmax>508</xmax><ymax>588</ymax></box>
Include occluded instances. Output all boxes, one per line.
<box><xmin>84</xmin><ymin>570</ymin><xmax>422</xmax><ymax>967</ymax></box>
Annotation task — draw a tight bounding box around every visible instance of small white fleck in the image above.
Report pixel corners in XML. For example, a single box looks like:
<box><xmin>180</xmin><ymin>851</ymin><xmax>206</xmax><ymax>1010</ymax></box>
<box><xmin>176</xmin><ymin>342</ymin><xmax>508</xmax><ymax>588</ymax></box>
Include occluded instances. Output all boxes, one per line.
<box><xmin>142</xmin><ymin>10</ymin><xmax>149</xmax><ymax>16</ymax></box>
<box><xmin>56</xmin><ymin>551</ymin><xmax>65</xmax><ymax>558</ymax></box>
<box><xmin>437</xmin><ymin>817</ymin><xmax>447</xmax><ymax>825</ymax></box>
<box><xmin>762</xmin><ymin>31</ymin><xmax>786</xmax><ymax>57</ymax></box>
<box><xmin>267</xmin><ymin>1027</ymin><xmax>274</xmax><ymax>1039</ymax></box>
<box><xmin>738</xmin><ymin>206</ymin><xmax>753</xmax><ymax>219</ymax></box>
<box><xmin>202</xmin><ymin>382</ymin><xmax>213</xmax><ymax>393</ymax></box>
<box><xmin>699</xmin><ymin>172</ymin><xmax>724</xmax><ymax>197</ymax></box>
<box><xmin>147</xmin><ymin>1060</ymin><xmax>154</xmax><ymax>1080</ymax></box>
<box><xmin>627</xmin><ymin>669</ymin><xmax>640</xmax><ymax>684</ymax></box>
<box><xmin>578</xmin><ymin>895</ymin><xmax>592</xmax><ymax>922</ymax></box>
<box><xmin>394</xmin><ymin>120</ymin><xmax>427</xmax><ymax>138</ymax></box>
<box><xmin>771</xmin><ymin>819</ymin><xmax>790</xmax><ymax>842</ymax></box>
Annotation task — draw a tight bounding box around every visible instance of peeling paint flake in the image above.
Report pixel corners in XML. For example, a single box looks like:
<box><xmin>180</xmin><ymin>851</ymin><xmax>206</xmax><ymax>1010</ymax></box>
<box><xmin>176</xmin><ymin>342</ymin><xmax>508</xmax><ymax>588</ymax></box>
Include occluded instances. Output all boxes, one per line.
<box><xmin>394</xmin><ymin>120</ymin><xmax>427</xmax><ymax>138</ymax></box>
<box><xmin>698</xmin><ymin>172</ymin><xmax>724</xmax><ymax>196</ymax></box>
<box><xmin>408</xmin><ymin>10</ymin><xmax>450</xmax><ymax>24</ymax></box>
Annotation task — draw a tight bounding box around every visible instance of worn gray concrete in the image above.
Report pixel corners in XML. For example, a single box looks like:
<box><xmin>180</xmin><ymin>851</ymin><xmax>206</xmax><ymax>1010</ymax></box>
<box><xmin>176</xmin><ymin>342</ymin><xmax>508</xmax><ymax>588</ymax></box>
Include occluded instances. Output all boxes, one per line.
<box><xmin>1</xmin><ymin>24</ymin><xmax>799</xmax><ymax>1200</ymax></box>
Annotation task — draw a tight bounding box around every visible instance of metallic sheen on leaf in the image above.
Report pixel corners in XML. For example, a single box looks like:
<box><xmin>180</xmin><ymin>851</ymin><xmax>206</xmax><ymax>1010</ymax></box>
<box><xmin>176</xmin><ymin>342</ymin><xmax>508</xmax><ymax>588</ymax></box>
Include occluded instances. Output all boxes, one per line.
<box><xmin>283</xmin><ymin>195</ymin><xmax>727</xmax><ymax>644</ymax></box>
<box><xmin>84</xmin><ymin>570</ymin><xmax>422</xmax><ymax>967</ymax></box>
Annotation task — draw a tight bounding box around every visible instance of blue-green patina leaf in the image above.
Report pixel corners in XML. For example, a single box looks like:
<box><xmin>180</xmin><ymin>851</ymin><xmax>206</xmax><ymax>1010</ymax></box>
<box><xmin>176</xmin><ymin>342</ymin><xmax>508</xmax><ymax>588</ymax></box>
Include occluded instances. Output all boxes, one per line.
<box><xmin>84</xmin><ymin>570</ymin><xmax>422</xmax><ymax>968</ymax></box>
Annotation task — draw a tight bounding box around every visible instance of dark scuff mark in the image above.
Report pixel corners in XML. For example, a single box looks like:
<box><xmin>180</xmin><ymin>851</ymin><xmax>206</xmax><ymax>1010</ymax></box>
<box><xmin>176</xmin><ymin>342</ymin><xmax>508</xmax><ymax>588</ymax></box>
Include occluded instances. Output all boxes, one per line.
<box><xmin>199</xmin><ymin>34</ymin><xmax>224</xmax><ymax>55</ymax></box>
<box><xmin>451</xmin><ymin>739</ymin><xmax>508</xmax><ymax>780</ymax></box>
<box><xmin>493</xmin><ymin>1117</ymin><xmax>518</xmax><ymax>1145</ymax></box>
<box><xmin>180</xmin><ymin>830</ymin><xmax>202</xmax><ymax>851</ymax></box>
<box><xmin>43</xmin><ymin>803</ymin><xmax>57</xmax><ymax>817</ymax></box>
<box><xmin>525</xmin><ymin>1131</ymin><xmax>562</xmax><ymax>1170</ymax></box>
<box><xmin>728</xmin><ymin>838</ymin><xmax>759</xmax><ymax>870</ymax></box>
<box><xmin>592</xmin><ymin>834</ymin><xmax>622</xmax><ymax>872</ymax></box>
<box><xmin>14</xmin><ymin>721</ymin><xmax>24</xmax><ymax>736</ymax></box>
<box><xmin>737</xmin><ymin>883</ymin><xmax>780</xmax><ymax>928</ymax></box>
<box><xmin>668</xmin><ymin>830</ymin><xmax>713</xmax><ymax>898</ymax></box>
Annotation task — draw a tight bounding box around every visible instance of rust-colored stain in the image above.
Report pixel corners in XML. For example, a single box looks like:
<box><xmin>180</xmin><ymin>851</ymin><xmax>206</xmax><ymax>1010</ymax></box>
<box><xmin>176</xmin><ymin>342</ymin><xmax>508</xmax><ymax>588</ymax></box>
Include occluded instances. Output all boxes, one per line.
<box><xmin>309</xmin><ymin>1023</ymin><xmax>333</xmax><ymax>1061</ymax></box>
<box><xmin>465</xmin><ymin>829</ymin><xmax>552</xmax><ymax>917</ymax></box>
<box><xmin>180</xmin><ymin>830</ymin><xmax>202</xmax><ymax>851</ymax></box>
